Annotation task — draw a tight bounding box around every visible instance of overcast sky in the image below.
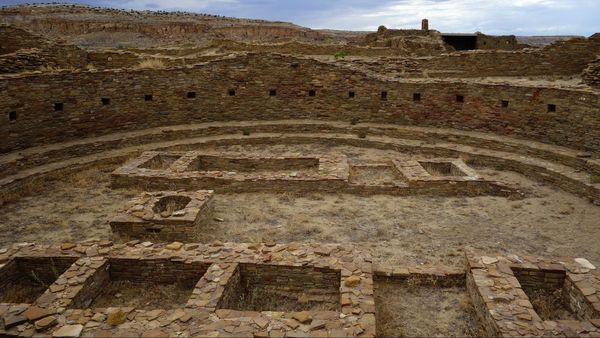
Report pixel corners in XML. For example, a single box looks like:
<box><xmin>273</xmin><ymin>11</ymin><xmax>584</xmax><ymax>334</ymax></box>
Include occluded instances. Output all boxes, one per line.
<box><xmin>2</xmin><ymin>0</ymin><xmax>599</xmax><ymax>35</ymax></box>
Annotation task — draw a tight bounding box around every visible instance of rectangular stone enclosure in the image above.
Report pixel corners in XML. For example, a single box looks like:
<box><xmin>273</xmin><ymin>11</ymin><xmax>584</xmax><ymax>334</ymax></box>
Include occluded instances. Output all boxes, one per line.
<box><xmin>217</xmin><ymin>263</ymin><xmax>341</xmax><ymax>312</ymax></box>
<box><xmin>111</xmin><ymin>151</ymin><xmax>350</xmax><ymax>193</ymax></box>
<box><xmin>0</xmin><ymin>242</ymin><xmax>376</xmax><ymax>337</ymax></box>
<box><xmin>0</xmin><ymin>256</ymin><xmax>77</xmax><ymax>304</ymax></box>
<box><xmin>110</xmin><ymin>190</ymin><xmax>214</xmax><ymax>242</ymax></box>
<box><xmin>394</xmin><ymin>158</ymin><xmax>480</xmax><ymax>182</ymax></box>
<box><xmin>466</xmin><ymin>253</ymin><xmax>600</xmax><ymax>337</ymax></box>
<box><xmin>72</xmin><ymin>258</ymin><xmax>210</xmax><ymax>310</ymax></box>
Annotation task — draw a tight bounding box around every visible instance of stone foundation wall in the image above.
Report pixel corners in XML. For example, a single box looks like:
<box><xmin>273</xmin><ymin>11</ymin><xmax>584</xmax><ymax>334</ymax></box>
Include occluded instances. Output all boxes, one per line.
<box><xmin>0</xmin><ymin>241</ymin><xmax>375</xmax><ymax>337</ymax></box>
<box><xmin>2</xmin><ymin>53</ymin><xmax>599</xmax><ymax>154</ymax></box>
<box><xmin>466</xmin><ymin>252</ymin><xmax>600</xmax><ymax>337</ymax></box>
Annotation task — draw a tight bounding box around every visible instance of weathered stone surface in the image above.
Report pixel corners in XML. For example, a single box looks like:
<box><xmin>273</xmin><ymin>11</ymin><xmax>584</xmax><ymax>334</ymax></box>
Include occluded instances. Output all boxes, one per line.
<box><xmin>292</xmin><ymin>311</ymin><xmax>312</xmax><ymax>324</ymax></box>
<box><xmin>3</xmin><ymin>315</ymin><xmax>27</xmax><ymax>329</ymax></box>
<box><xmin>52</xmin><ymin>324</ymin><xmax>84</xmax><ymax>337</ymax></box>
<box><xmin>35</xmin><ymin>315</ymin><xmax>57</xmax><ymax>331</ymax></box>
<box><xmin>106</xmin><ymin>309</ymin><xmax>127</xmax><ymax>326</ymax></box>
<box><xmin>23</xmin><ymin>306</ymin><xmax>54</xmax><ymax>322</ymax></box>
<box><xmin>344</xmin><ymin>275</ymin><xmax>361</xmax><ymax>287</ymax></box>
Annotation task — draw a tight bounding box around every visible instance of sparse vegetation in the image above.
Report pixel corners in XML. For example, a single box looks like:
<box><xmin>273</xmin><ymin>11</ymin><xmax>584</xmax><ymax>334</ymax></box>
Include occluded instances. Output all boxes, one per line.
<box><xmin>334</xmin><ymin>50</ymin><xmax>347</xmax><ymax>59</ymax></box>
<box><xmin>135</xmin><ymin>58</ymin><xmax>166</xmax><ymax>69</ymax></box>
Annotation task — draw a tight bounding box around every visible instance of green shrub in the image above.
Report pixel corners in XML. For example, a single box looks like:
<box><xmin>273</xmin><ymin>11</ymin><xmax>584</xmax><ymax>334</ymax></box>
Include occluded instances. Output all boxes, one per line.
<box><xmin>334</xmin><ymin>51</ymin><xmax>347</xmax><ymax>59</ymax></box>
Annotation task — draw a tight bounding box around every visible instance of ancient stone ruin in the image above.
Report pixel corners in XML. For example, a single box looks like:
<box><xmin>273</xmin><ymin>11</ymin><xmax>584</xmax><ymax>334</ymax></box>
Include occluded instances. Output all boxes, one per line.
<box><xmin>0</xmin><ymin>4</ymin><xmax>599</xmax><ymax>337</ymax></box>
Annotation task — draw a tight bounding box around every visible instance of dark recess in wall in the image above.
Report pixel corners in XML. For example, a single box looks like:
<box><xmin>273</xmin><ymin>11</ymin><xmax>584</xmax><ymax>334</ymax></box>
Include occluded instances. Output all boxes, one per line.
<box><xmin>442</xmin><ymin>34</ymin><xmax>477</xmax><ymax>50</ymax></box>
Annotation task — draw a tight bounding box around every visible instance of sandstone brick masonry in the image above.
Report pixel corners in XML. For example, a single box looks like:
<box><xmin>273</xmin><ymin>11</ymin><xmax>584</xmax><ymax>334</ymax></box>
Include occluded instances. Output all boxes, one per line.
<box><xmin>111</xmin><ymin>151</ymin><xmax>350</xmax><ymax>193</ymax></box>
<box><xmin>466</xmin><ymin>252</ymin><xmax>600</xmax><ymax>337</ymax></box>
<box><xmin>583</xmin><ymin>57</ymin><xmax>600</xmax><ymax>89</ymax></box>
<box><xmin>1</xmin><ymin>52</ymin><xmax>600</xmax><ymax>155</ymax></box>
<box><xmin>0</xmin><ymin>25</ymin><xmax>87</xmax><ymax>73</ymax></box>
<box><xmin>110</xmin><ymin>190</ymin><xmax>214</xmax><ymax>242</ymax></box>
<box><xmin>110</xmin><ymin>151</ymin><xmax>518</xmax><ymax>198</ymax></box>
<box><xmin>0</xmin><ymin>241</ymin><xmax>376</xmax><ymax>337</ymax></box>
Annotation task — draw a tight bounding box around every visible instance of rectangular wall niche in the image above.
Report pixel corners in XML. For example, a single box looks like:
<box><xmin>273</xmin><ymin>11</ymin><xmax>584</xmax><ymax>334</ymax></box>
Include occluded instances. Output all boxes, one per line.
<box><xmin>269</xmin><ymin>89</ymin><xmax>276</xmax><ymax>96</ymax></box>
<box><xmin>381</xmin><ymin>91</ymin><xmax>388</xmax><ymax>100</ymax></box>
<box><xmin>53</xmin><ymin>102</ymin><xmax>63</xmax><ymax>111</ymax></box>
<box><xmin>456</xmin><ymin>95</ymin><xmax>464</xmax><ymax>103</ymax></box>
<box><xmin>501</xmin><ymin>100</ymin><xmax>509</xmax><ymax>108</ymax></box>
<box><xmin>413</xmin><ymin>93</ymin><xmax>421</xmax><ymax>102</ymax></box>
<box><xmin>0</xmin><ymin>257</ymin><xmax>77</xmax><ymax>304</ymax></box>
<box><xmin>548</xmin><ymin>104</ymin><xmax>557</xmax><ymax>112</ymax></box>
<box><xmin>8</xmin><ymin>111</ymin><xmax>16</xmax><ymax>121</ymax></box>
<box><xmin>73</xmin><ymin>258</ymin><xmax>209</xmax><ymax>310</ymax></box>
<box><xmin>144</xmin><ymin>94</ymin><xmax>153</xmax><ymax>101</ymax></box>
<box><xmin>308</xmin><ymin>89</ymin><xmax>316</xmax><ymax>97</ymax></box>
<box><xmin>101</xmin><ymin>97</ymin><xmax>111</xmax><ymax>105</ymax></box>
<box><xmin>217</xmin><ymin>264</ymin><xmax>341</xmax><ymax>312</ymax></box>
<box><xmin>187</xmin><ymin>91</ymin><xmax>196</xmax><ymax>99</ymax></box>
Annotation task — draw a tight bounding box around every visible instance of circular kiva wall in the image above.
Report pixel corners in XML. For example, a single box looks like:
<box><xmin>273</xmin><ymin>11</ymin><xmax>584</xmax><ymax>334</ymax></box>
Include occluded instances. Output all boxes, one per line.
<box><xmin>1</xmin><ymin>53</ymin><xmax>599</xmax><ymax>154</ymax></box>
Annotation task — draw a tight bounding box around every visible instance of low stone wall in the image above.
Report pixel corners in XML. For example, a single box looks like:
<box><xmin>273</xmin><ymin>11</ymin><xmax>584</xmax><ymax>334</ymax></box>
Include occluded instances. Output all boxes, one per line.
<box><xmin>109</xmin><ymin>150</ymin><xmax>517</xmax><ymax>198</ymax></box>
<box><xmin>0</xmin><ymin>241</ymin><xmax>375</xmax><ymax>337</ymax></box>
<box><xmin>466</xmin><ymin>252</ymin><xmax>600</xmax><ymax>337</ymax></box>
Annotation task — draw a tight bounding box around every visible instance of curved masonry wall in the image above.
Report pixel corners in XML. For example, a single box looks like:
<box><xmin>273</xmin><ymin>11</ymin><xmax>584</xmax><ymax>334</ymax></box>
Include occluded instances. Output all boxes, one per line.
<box><xmin>1</xmin><ymin>53</ymin><xmax>600</xmax><ymax>154</ymax></box>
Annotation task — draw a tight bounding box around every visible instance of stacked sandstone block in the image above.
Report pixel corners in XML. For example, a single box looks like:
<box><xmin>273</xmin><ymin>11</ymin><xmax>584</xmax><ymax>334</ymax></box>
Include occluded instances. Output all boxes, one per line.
<box><xmin>0</xmin><ymin>241</ymin><xmax>376</xmax><ymax>337</ymax></box>
<box><xmin>110</xmin><ymin>190</ymin><xmax>214</xmax><ymax>242</ymax></box>
<box><xmin>466</xmin><ymin>252</ymin><xmax>600</xmax><ymax>337</ymax></box>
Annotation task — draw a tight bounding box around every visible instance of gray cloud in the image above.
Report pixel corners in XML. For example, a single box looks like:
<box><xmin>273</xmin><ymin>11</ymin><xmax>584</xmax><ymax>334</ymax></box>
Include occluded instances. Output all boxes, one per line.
<box><xmin>1</xmin><ymin>0</ymin><xmax>598</xmax><ymax>35</ymax></box>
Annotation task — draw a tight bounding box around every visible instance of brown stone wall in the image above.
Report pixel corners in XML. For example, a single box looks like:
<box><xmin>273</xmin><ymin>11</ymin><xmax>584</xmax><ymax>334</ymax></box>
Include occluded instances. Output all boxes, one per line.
<box><xmin>475</xmin><ymin>33</ymin><xmax>519</xmax><ymax>50</ymax></box>
<box><xmin>1</xmin><ymin>53</ymin><xmax>599</xmax><ymax>154</ymax></box>
<box><xmin>107</xmin><ymin>258</ymin><xmax>209</xmax><ymax>284</ymax></box>
<box><xmin>0</xmin><ymin>25</ymin><xmax>87</xmax><ymax>73</ymax></box>
<box><xmin>14</xmin><ymin>256</ymin><xmax>78</xmax><ymax>285</ymax></box>
<box><xmin>583</xmin><ymin>57</ymin><xmax>600</xmax><ymax>89</ymax></box>
<box><xmin>0</xmin><ymin>25</ymin><xmax>46</xmax><ymax>54</ymax></box>
<box><xmin>87</xmin><ymin>50</ymin><xmax>142</xmax><ymax>69</ymax></box>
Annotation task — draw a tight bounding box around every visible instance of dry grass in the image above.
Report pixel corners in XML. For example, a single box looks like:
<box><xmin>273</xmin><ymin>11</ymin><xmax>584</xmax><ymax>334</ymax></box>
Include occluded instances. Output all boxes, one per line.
<box><xmin>135</xmin><ymin>58</ymin><xmax>167</xmax><ymax>69</ymax></box>
<box><xmin>524</xmin><ymin>288</ymin><xmax>577</xmax><ymax>321</ymax></box>
<box><xmin>226</xmin><ymin>286</ymin><xmax>339</xmax><ymax>312</ymax></box>
<box><xmin>375</xmin><ymin>280</ymin><xmax>483</xmax><ymax>337</ymax></box>
<box><xmin>91</xmin><ymin>280</ymin><xmax>195</xmax><ymax>309</ymax></box>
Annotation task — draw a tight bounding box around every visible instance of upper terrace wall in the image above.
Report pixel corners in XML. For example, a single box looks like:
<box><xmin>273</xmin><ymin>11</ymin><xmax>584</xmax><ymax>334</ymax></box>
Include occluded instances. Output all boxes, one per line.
<box><xmin>0</xmin><ymin>25</ymin><xmax>87</xmax><ymax>73</ymax></box>
<box><xmin>1</xmin><ymin>53</ymin><xmax>599</xmax><ymax>154</ymax></box>
<box><xmin>421</xmin><ymin>35</ymin><xmax>600</xmax><ymax>77</ymax></box>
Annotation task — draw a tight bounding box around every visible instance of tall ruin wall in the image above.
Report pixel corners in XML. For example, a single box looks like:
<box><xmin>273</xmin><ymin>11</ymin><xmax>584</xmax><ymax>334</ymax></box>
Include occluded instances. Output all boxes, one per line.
<box><xmin>0</xmin><ymin>25</ymin><xmax>87</xmax><ymax>73</ymax></box>
<box><xmin>1</xmin><ymin>53</ymin><xmax>599</xmax><ymax>154</ymax></box>
<box><xmin>420</xmin><ymin>36</ymin><xmax>600</xmax><ymax>77</ymax></box>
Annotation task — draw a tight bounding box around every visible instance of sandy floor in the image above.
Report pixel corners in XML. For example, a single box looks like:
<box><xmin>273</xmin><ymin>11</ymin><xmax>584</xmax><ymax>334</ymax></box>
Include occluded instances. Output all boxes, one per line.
<box><xmin>91</xmin><ymin>281</ymin><xmax>195</xmax><ymax>309</ymax></box>
<box><xmin>374</xmin><ymin>280</ymin><xmax>483</xmax><ymax>337</ymax></box>
<box><xmin>1</xmin><ymin>144</ymin><xmax>599</xmax><ymax>268</ymax></box>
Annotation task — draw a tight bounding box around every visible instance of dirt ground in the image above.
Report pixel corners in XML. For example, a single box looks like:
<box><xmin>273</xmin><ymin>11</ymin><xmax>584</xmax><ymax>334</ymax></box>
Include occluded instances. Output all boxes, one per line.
<box><xmin>374</xmin><ymin>280</ymin><xmax>483</xmax><ymax>337</ymax></box>
<box><xmin>522</xmin><ymin>288</ymin><xmax>578</xmax><ymax>321</ymax></box>
<box><xmin>90</xmin><ymin>280</ymin><xmax>195</xmax><ymax>309</ymax></box>
<box><xmin>1</xmin><ymin>144</ymin><xmax>600</xmax><ymax>268</ymax></box>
